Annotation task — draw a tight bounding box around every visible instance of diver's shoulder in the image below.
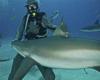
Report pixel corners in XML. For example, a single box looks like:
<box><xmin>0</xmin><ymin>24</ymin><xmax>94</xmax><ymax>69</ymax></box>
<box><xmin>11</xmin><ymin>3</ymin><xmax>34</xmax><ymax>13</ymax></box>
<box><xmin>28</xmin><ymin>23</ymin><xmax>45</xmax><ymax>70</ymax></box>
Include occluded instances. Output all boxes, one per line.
<box><xmin>20</xmin><ymin>15</ymin><xmax>27</xmax><ymax>20</ymax></box>
<box><xmin>23</xmin><ymin>14</ymin><xmax>28</xmax><ymax>18</ymax></box>
<box><xmin>22</xmin><ymin>14</ymin><xmax>29</xmax><ymax>20</ymax></box>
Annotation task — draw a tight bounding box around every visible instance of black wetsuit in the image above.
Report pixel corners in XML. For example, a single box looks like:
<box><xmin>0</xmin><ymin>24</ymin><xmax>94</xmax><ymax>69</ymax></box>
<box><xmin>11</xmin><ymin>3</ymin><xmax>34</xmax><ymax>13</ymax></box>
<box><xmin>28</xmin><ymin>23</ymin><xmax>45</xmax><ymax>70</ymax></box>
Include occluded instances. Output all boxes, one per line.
<box><xmin>25</xmin><ymin>12</ymin><xmax>47</xmax><ymax>39</ymax></box>
<box><xmin>8</xmin><ymin>12</ymin><xmax>55</xmax><ymax>80</ymax></box>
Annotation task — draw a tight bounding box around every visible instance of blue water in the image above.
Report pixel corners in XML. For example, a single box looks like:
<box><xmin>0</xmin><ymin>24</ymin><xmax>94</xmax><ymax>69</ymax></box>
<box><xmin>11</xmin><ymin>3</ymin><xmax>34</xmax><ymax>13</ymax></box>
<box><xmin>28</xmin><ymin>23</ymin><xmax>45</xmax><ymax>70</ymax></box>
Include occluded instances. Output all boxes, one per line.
<box><xmin>0</xmin><ymin>0</ymin><xmax>100</xmax><ymax>80</ymax></box>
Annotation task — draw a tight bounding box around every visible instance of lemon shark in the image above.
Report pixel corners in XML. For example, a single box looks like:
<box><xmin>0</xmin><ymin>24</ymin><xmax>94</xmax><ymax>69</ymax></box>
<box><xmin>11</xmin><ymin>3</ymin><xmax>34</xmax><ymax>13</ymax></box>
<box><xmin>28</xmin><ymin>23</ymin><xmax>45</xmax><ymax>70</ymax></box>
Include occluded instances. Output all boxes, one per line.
<box><xmin>80</xmin><ymin>20</ymin><xmax>100</xmax><ymax>32</ymax></box>
<box><xmin>11</xmin><ymin>21</ymin><xmax>100</xmax><ymax>72</ymax></box>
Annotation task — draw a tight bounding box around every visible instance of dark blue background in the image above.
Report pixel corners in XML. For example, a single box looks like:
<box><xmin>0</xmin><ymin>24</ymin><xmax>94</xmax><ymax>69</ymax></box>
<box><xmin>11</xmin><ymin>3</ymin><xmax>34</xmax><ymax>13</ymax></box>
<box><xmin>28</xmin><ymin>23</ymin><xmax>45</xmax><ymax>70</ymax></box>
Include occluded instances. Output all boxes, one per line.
<box><xmin>0</xmin><ymin>0</ymin><xmax>100</xmax><ymax>40</ymax></box>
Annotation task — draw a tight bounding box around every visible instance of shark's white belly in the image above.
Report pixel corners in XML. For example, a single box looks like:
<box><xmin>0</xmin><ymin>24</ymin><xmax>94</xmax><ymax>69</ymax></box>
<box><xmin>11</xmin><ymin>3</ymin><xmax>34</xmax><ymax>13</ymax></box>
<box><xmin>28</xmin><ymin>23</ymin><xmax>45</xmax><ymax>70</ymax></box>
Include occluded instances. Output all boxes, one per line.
<box><xmin>28</xmin><ymin>49</ymin><xmax>100</xmax><ymax>69</ymax></box>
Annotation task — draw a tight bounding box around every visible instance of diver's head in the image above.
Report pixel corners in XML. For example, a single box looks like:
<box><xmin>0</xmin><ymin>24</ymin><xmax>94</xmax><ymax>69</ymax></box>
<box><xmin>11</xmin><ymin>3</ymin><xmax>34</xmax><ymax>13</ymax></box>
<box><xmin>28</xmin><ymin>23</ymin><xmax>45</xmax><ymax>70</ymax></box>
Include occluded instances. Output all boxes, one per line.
<box><xmin>26</xmin><ymin>0</ymin><xmax>39</xmax><ymax>15</ymax></box>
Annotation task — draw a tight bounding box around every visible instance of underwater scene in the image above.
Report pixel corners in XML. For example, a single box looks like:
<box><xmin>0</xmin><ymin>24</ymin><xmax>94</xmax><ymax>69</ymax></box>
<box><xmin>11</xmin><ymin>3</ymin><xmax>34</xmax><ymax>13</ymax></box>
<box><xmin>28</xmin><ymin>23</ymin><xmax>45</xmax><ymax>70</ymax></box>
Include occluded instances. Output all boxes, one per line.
<box><xmin>0</xmin><ymin>0</ymin><xmax>100</xmax><ymax>80</ymax></box>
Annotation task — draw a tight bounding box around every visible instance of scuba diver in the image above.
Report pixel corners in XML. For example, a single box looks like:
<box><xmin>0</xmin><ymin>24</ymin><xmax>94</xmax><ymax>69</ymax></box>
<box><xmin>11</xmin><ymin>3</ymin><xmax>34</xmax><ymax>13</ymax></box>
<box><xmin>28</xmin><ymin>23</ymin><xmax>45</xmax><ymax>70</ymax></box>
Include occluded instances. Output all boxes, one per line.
<box><xmin>8</xmin><ymin>0</ymin><xmax>56</xmax><ymax>80</ymax></box>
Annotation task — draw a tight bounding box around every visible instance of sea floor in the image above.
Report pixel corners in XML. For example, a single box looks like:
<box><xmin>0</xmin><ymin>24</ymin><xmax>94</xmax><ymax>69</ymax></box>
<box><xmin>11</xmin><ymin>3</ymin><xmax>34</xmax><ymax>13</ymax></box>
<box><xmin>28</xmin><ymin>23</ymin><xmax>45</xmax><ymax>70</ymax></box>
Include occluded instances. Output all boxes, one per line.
<box><xmin>0</xmin><ymin>38</ymin><xmax>100</xmax><ymax>80</ymax></box>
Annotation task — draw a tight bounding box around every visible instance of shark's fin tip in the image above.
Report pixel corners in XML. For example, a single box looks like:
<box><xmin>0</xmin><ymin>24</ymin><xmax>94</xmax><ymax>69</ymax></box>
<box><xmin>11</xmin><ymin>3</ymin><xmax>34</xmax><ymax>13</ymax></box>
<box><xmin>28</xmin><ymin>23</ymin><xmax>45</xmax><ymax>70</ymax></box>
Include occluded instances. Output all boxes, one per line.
<box><xmin>53</xmin><ymin>20</ymin><xmax>69</xmax><ymax>38</ymax></box>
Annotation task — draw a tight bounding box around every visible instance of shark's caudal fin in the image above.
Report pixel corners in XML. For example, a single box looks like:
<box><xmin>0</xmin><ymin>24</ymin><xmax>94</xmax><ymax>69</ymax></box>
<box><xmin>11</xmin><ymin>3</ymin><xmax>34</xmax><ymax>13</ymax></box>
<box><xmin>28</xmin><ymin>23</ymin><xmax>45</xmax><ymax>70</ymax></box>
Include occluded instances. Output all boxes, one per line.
<box><xmin>53</xmin><ymin>20</ymin><xmax>69</xmax><ymax>38</ymax></box>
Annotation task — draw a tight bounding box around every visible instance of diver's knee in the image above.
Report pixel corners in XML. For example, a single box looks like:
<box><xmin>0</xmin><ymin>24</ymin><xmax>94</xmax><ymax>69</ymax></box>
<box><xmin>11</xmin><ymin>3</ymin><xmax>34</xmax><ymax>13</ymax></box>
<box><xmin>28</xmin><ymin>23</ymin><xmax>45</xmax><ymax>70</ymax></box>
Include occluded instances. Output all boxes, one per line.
<box><xmin>13</xmin><ymin>54</ymin><xmax>24</xmax><ymax>63</ymax></box>
<box><xmin>13</xmin><ymin>76</ymin><xmax>23</xmax><ymax>80</ymax></box>
<box><xmin>50</xmin><ymin>73</ymin><xmax>55</xmax><ymax>80</ymax></box>
<box><xmin>50</xmin><ymin>72</ymin><xmax>55</xmax><ymax>80</ymax></box>
<box><xmin>15</xmin><ymin>54</ymin><xmax>23</xmax><ymax>60</ymax></box>
<box><xmin>44</xmin><ymin>69</ymin><xmax>55</xmax><ymax>80</ymax></box>
<box><xmin>8</xmin><ymin>74</ymin><xmax>12</xmax><ymax>80</ymax></box>
<box><xmin>45</xmin><ymin>74</ymin><xmax>55</xmax><ymax>80</ymax></box>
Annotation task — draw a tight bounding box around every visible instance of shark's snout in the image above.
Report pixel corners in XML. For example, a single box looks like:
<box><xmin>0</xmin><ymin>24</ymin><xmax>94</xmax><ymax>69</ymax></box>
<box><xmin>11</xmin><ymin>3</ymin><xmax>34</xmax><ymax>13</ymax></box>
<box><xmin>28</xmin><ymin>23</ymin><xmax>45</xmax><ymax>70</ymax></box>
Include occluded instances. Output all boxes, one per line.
<box><xmin>11</xmin><ymin>40</ymin><xmax>19</xmax><ymax>47</ymax></box>
<box><xmin>11</xmin><ymin>40</ymin><xmax>23</xmax><ymax>50</ymax></box>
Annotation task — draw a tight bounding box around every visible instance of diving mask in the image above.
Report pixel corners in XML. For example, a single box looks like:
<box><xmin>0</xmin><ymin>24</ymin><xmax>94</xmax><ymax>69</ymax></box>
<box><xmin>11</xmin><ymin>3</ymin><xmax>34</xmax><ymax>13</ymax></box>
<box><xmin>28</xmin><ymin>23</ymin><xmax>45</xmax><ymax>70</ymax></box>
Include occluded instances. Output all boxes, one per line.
<box><xmin>27</xmin><ymin>4</ymin><xmax>37</xmax><ymax>12</ymax></box>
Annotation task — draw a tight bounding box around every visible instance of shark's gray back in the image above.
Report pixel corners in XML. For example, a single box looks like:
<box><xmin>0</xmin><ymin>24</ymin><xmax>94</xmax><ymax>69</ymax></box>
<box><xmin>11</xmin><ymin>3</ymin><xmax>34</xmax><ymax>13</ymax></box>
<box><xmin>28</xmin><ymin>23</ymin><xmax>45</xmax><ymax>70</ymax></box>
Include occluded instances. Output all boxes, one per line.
<box><xmin>12</xmin><ymin>37</ymin><xmax>100</xmax><ymax>69</ymax></box>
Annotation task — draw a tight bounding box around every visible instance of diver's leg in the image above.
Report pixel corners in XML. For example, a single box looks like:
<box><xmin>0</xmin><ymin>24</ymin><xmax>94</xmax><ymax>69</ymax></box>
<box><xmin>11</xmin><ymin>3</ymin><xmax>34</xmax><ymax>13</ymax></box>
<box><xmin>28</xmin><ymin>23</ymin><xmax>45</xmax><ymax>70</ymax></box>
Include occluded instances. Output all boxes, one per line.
<box><xmin>8</xmin><ymin>54</ymin><xmax>24</xmax><ymax>80</ymax></box>
<box><xmin>37</xmin><ymin>64</ymin><xmax>55</xmax><ymax>80</ymax></box>
<box><xmin>13</xmin><ymin>57</ymin><xmax>36</xmax><ymax>80</ymax></box>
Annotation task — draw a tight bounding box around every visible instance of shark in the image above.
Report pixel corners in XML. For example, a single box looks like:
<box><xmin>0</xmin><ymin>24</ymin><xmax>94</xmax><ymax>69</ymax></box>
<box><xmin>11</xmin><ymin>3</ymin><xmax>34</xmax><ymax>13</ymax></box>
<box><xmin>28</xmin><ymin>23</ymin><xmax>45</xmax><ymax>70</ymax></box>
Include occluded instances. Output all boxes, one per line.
<box><xmin>80</xmin><ymin>20</ymin><xmax>100</xmax><ymax>32</ymax></box>
<box><xmin>11</xmin><ymin>21</ymin><xmax>100</xmax><ymax>72</ymax></box>
<box><xmin>0</xmin><ymin>58</ymin><xmax>10</xmax><ymax>62</ymax></box>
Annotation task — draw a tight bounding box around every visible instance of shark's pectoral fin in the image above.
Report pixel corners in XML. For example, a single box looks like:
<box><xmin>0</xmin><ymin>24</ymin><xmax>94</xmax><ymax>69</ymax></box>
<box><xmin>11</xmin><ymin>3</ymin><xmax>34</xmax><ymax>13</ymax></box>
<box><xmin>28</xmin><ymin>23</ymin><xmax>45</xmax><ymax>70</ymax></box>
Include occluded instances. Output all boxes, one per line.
<box><xmin>53</xmin><ymin>19</ymin><xmax>69</xmax><ymax>38</ymax></box>
<box><xmin>92</xmin><ymin>66</ymin><xmax>100</xmax><ymax>72</ymax></box>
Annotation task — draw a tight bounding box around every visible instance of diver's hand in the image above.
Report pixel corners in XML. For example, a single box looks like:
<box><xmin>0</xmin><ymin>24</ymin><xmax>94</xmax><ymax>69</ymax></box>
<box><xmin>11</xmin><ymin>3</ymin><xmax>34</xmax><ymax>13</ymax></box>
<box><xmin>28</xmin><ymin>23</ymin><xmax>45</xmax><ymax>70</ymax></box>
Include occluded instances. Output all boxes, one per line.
<box><xmin>50</xmin><ymin>25</ymin><xmax>57</xmax><ymax>31</ymax></box>
<box><xmin>52</xmin><ymin>24</ymin><xmax>57</xmax><ymax>28</ymax></box>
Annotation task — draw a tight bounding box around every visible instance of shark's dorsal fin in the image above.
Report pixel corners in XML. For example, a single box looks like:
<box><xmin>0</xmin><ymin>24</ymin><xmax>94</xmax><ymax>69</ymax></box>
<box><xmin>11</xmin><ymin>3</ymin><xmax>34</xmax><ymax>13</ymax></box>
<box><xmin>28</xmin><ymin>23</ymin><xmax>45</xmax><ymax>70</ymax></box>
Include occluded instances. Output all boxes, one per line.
<box><xmin>53</xmin><ymin>20</ymin><xmax>69</xmax><ymax>38</ymax></box>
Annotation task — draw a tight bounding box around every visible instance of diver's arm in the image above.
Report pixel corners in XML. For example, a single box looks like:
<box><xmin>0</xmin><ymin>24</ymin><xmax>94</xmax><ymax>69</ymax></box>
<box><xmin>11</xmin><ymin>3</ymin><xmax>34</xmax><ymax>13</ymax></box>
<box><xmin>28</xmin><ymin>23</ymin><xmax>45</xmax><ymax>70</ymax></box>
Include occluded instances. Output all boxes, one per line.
<box><xmin>15</xmin><ymin>15</ymin><xmax>26</xmax><ymax>40</ymax></box>
<box><xmin>42</xmin><ymin>15</ymin><xmax>56</xmax><ymax>31</ymax></box>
